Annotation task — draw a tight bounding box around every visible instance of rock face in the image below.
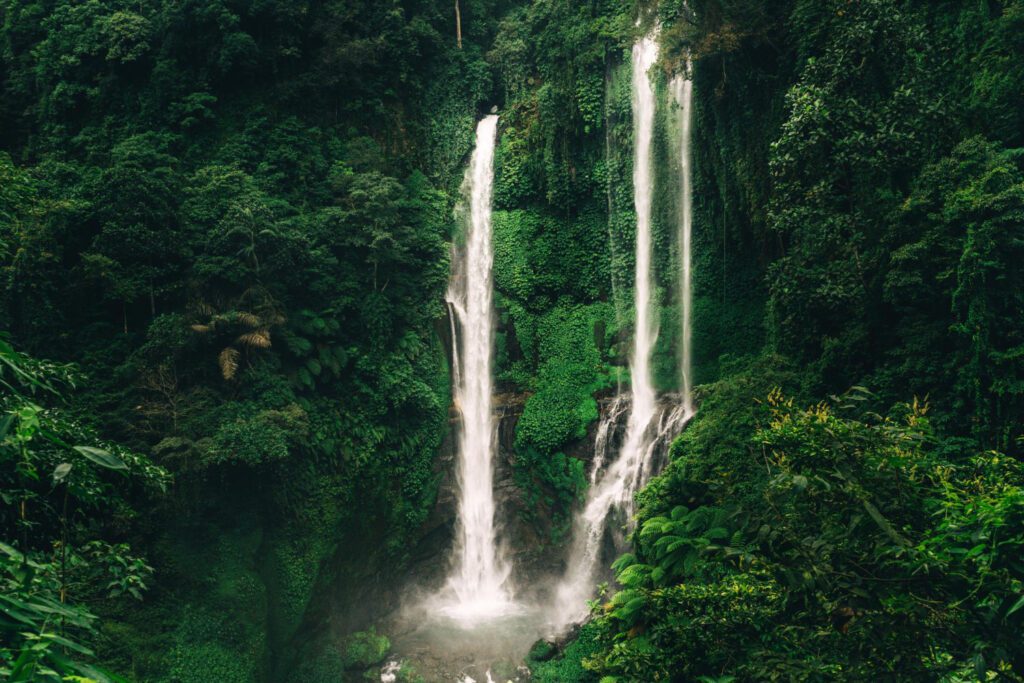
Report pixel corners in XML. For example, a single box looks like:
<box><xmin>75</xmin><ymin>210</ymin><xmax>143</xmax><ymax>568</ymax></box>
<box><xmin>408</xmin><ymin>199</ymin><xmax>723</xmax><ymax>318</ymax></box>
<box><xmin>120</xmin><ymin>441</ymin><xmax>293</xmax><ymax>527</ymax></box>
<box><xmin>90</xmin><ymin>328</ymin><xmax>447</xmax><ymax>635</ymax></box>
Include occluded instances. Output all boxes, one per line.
<box><xmin>404</xmin><ymin>392</ymin><xmax>535</xmax><ymax>592</ymax></box>
<box><xmin>401</xmin><ymin>387</ymin><xmax>690</xmax><ymax>607</ymax></box>
<box><xmin>404</xmin><ymin>391</ymin><xmax>634</xmax><ymax>597</ymax></box>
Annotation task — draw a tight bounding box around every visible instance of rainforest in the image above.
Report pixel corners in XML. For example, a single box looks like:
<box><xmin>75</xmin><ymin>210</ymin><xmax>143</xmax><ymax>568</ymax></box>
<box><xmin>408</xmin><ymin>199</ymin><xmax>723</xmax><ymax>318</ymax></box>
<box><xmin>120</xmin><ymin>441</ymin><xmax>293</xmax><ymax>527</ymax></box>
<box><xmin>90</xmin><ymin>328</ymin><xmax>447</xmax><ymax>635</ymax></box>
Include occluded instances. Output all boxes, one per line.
<box><xmin>2</xmin><ymin>0</ymin><xmax>1024</xmax><ymax>681</ymax></box>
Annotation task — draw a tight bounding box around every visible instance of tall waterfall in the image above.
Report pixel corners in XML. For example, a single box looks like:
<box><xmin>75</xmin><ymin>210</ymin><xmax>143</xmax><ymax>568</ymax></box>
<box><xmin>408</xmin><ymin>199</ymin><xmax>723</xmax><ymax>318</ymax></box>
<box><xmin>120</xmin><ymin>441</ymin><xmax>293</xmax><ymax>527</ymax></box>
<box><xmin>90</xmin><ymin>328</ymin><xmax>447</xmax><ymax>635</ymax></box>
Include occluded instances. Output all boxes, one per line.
<box><xmin>670</xmin><ymin>70</ymin><xmax>695</xmax><ymax>417</ymax></box>
<box><xmin>550</xmin><ymin>32</ymin><xmax>667</xmax><ymax>625</ymax></box>
<box><xmin>628</xmin><ymin>32</ymin><xmax>662</xmax><ymax>460</ymax></box>
<box><xmin>440</xmin><ymin>114</ymin><xmax>514</xmax><ymax>623</ymax></box>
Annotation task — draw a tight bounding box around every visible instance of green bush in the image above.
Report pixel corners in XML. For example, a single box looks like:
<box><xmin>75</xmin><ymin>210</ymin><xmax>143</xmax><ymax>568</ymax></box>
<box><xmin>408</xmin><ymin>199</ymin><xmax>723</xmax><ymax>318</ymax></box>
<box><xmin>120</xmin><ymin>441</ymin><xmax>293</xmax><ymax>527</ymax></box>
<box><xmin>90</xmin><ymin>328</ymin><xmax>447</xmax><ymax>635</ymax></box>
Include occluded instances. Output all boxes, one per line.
<box><xmin>515</xmin><ymin>303</ymin><xmax>617</xmax><ymax>456</ymax></box>
<box><xmin>587</xmin><ymin>382</ymin><xmax>1024</xmax><ymax>680</ymax></box>
<box><xmin>341</xmin><ymin>629</ymin><xmax>390</xmax><ymax>670</ymax></box>
<box><xmin>530</xmin><ymin>622</ymin><xmax>602</xmax><ymax>683</ymax></box>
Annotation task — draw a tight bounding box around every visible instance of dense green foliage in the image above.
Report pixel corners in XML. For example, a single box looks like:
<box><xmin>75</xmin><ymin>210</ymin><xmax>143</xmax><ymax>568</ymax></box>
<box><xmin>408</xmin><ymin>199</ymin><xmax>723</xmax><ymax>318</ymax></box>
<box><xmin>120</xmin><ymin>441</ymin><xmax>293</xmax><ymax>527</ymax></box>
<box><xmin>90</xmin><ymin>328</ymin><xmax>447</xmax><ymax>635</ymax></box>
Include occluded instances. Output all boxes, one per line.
<box><xmin>571</xmin><ymin>0</ymin><xmax>1024</xmax><ymax>680</ymax></box>
<box><xmin>0</xmin><ymin>0</ymin><xmax>505</xmax><ymax>678</ymax></box>
<box><xmin>488</xmin><ymin>0</ymin><xmax>633</xmax><ymax>528</ymax></box>
<box><xmin>3</xmin><ymin>0</ymin><xmax>1024</xmax><ymax>680</ymax></box>
<box><xmin>0</xmin><ymin>338</ymin><xmax>167</xmax><ymax>681</ymax></box>
<box><xmin>587</xmin><ymin>386</ymin><xmax>1024</xmax><ymax>680</ymax></box>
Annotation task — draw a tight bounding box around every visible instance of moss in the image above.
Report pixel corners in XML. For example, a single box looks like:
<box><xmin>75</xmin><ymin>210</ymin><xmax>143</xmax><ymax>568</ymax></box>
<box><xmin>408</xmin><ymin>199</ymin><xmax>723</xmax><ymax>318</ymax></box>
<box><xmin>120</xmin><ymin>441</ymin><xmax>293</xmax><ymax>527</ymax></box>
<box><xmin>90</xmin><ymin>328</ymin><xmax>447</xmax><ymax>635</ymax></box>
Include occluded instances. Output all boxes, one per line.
<box><xmin>290</xmin><ymin>644</ymin><xmax>348</xmax><ymax>683</ymax></box>
<box><xmin>265</xmin><ymin>537</ymin><xmax>325</xmax><ymax>647</ymax></box>
<box><xmin>167</xmin><ymin>641</ymin><xmax>259</xmax><ymax>683</ymax></box>
<box><xmin>527</xmin><ymin>639</ymin><xmax>558</xmax><ymax>662</ymax></box>
<box><xmin>165</xmin><ymin>606</ymin><xmax>265</xmax><ymax>683</ymax></box>
<box><xmin>515</xmin><ymin>302</ymin><xmax>618</xmax><ymax>455</ymax></box>
<box><xmin>492</xmin><ymin>208</ymin><xmax>611</xmax><ymax>308</ymax></box>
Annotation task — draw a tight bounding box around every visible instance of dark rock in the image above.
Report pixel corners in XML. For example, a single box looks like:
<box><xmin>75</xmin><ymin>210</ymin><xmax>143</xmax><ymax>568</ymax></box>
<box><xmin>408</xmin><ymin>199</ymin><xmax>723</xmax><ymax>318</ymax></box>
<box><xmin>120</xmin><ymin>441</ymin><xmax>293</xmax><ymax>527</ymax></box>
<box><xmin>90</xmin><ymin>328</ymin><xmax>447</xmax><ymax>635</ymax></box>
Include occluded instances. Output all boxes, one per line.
<box><xmin>526</xmin><ymin>639</ymin><xmax>558</xmax><ymax>663</ymax></box>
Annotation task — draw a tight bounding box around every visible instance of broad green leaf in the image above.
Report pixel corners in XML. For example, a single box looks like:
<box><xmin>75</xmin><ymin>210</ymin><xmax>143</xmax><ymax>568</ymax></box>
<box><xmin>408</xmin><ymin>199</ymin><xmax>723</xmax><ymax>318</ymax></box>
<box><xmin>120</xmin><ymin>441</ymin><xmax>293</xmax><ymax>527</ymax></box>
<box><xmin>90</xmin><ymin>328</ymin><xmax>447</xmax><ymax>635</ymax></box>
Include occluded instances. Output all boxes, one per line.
<box><xmin>53</xmin><ymin>463</ymin><xmax>72</xmax><ymax>484</ymax></box>
<box><xmin>40</xmin><ymin>632</ymin><xmax>93</xmax><ymax>656</ymax></box>
<box><xmin>73</xmin><ymin>446</ymin><xmax>127</xmax><ymax>471</ymax></box>
<box><xmin>0</xmin><ymin>413</ymin><xmax>15</xmax><ymax>440</ymax></box>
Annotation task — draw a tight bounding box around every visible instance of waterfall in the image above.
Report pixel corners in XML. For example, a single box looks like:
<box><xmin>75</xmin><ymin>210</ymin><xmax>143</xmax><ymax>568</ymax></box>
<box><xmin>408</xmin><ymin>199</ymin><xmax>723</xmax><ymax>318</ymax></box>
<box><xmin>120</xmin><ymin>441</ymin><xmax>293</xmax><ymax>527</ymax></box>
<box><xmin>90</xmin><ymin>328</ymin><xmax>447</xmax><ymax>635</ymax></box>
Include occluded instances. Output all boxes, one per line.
<box><xmin>670</xmin><ymin>69</ymin><xmax>696</xmax><ymax>417</ymax></box>
<box><xmin>588</xmin><ymin>395</ymin><xmax>630</xmax><ymax>483</ymax></box>
<box><xmin>549</xmin><ymin>32</ymin><xmax>668</xmax><ymax>626</ymax></box>
<box><xmin>440</xmin><ymin>114</ymin><xmax>514</xmax><ymax>623</ymax></box>
<box><xmin>628</xmin><ymin>32</ymin><xmax>662</xmax><ymax>461</ymax></box>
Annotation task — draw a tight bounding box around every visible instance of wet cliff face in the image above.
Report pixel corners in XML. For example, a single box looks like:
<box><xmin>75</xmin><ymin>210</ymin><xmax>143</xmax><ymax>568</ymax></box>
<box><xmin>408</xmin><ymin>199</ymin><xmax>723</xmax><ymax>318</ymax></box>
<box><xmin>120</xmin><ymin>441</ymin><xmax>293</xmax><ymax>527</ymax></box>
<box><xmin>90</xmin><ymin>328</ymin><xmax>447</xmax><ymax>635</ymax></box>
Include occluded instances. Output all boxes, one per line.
<box><xmin>405</xmin><ymin>389</ymin><xmax>687</xmax><ymax>600</ymax></box>
<box><xmin>406</xmin><ymin>396</ymin><xmax>534</xmax><ymax>593</ymax></box>
<box><xmin>406</xmin><ymin>392</ymin><xmax>612</xmax><ymax>596</ymax></box>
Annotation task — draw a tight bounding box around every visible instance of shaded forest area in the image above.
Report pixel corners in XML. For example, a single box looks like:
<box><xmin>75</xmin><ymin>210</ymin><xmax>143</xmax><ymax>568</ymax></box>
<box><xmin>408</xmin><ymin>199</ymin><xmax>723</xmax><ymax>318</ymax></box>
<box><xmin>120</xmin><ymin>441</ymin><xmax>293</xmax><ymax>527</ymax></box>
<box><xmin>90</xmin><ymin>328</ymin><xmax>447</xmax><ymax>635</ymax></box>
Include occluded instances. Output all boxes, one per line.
<box><xmin>2</xmin><ymin>0</ymin><xmax>1024</xmax><ymax>681</ymax></box>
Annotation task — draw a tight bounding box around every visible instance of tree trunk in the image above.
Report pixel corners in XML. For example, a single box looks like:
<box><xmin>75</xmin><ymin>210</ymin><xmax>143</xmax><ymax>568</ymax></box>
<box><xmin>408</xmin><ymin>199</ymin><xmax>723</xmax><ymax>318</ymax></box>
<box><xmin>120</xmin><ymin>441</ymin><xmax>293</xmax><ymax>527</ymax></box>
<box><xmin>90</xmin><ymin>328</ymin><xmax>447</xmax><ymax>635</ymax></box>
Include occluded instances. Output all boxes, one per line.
<box><xmin>455</xmin><ymin>0</ymin><xmax>462</xmax><ymax>49</ymax></box>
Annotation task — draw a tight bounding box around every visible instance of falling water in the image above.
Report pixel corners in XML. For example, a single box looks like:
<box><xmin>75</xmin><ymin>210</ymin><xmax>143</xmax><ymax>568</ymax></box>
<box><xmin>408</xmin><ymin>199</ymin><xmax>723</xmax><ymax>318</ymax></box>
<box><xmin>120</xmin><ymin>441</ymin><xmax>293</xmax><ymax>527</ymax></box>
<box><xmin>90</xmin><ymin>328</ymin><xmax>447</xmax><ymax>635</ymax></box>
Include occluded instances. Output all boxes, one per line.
<box><xmin>440</xmin><ymin>115</ymin><xmax>514</xmax><ymax>623</ymax></box>
<box><xmin>549</xmin><ymin>32</ymin><xmax>666</xmax><ymax>625</ymax></box>
<box><xmin>628</xmin><ymin>32</ymin><xmax>661</xmax><ymax>449</ymax></box>
<box><xmin>670</xmin><ymin>69</ymin><xmax>696</xmax><ymax>417</ymax></box>
<box><xmin>588</xmin><ymin>395</ymin><xmax>630</xmax><ymax>483</ymax></box>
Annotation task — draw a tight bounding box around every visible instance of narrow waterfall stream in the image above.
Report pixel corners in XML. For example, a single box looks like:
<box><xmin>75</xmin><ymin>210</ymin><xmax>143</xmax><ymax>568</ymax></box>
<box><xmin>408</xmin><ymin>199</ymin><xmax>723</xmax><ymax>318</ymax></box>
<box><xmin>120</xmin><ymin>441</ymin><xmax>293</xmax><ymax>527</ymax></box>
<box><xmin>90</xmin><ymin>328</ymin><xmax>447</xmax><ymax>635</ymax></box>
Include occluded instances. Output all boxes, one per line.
<box><xmin>550</xmin><ymin>30</ymin><xmax>668</xmax><ymax>627</ymax></box>
<box><xmin>671</xmin><ymin>69</ymin><xmax>696</xmax><ymax>417</ymax></box>
<box><xmin>439</xmin><ymin>114</ymin><xmax>515</xmax><ymax>623</ymax></box>
<box><xmin>549</xmin><ymin>30</ymin><xmax>697</xmax><ymax>631</ymax></box>
<box><xmin>386</xmin><ymin>114</ymin><xmax>543</xmax><ymax>683</ymax></box>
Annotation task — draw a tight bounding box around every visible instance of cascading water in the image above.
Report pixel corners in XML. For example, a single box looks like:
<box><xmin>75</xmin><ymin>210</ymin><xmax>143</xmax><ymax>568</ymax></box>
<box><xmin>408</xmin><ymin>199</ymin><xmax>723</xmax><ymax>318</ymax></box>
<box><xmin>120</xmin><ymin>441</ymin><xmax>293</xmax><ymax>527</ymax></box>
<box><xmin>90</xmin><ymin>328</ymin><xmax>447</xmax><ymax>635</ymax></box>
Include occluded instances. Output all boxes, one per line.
<box><xmin>440</xmin><ymin>114</ymin><xmax>515</xmax><ymax>623</ymax></box>
<box><xmin>588</xmin><ymin>395</ymin><xmax>630</xmax><ymax>482</ymax></box>
<box><xmin>387</xmin><ymin>28</ymin><xmax>701</xmax><ymax>683</ymax></box>
<box><xmin>388</xmin><ymin>48</ymin><xmax>699</xmax><ymax>682</ymax></box>
<box><xmin>549</xmin><ymin>31</ymin><xmax>667</xmax><ymax>625</ymax></box>
<box><xmin>670</xmin><ymin>69</ymin><xmax>696</xmax><ymax>417</ymax></box>
<box><xmin>388</xmin><ymin>114</ymin><xmax>539</xmax><ymax>683</ymax></box>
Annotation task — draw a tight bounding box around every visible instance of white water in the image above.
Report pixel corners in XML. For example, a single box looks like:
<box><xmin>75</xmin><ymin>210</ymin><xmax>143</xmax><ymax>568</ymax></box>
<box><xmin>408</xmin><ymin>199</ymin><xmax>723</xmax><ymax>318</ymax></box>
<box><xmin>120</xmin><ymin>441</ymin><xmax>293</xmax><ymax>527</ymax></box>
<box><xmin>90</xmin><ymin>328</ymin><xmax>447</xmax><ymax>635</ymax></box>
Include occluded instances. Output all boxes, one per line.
<box><xmin>670</xmin><ymin>70</ymin><xmax>696</xmax><ymax>417</ymax></box>
<box><xmin>549</xmin><ymin>32</ymin><xmax>665</xmax><ymax>625</ymax></box>
<box><xmin>380</xmin><ymin>661</ymin><xmax>401</xmax><ymax>683</ymax></box>
<box><xmin>588</xmin><ymin>395</ymin><xmax>630</xmax><ymax>483</ymax></box>
<box><xmin>628</xmin><ymin>33</ymin><xmax>661</xmax><ymax>447</ymax></box>
<box><xmin>439</xmin><ymin>115</ymin><xmax>515</xmax><ymax>624</ymax></box>
<box><xmin>458</xmin><ymin>673</ymin><xmax>496</xmax><ymax>683</ymax></box>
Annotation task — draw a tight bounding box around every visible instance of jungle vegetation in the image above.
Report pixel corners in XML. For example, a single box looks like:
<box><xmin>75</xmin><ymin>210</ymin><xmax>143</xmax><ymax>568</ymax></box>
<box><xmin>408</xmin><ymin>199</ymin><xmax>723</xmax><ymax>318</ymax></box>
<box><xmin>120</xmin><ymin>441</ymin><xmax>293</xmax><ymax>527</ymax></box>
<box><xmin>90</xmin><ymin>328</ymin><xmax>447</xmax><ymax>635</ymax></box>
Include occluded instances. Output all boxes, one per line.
<box><xmin>2</xmin><ymin>0</ymin><xmax>1023</xmax><ymax>681</ymax></box>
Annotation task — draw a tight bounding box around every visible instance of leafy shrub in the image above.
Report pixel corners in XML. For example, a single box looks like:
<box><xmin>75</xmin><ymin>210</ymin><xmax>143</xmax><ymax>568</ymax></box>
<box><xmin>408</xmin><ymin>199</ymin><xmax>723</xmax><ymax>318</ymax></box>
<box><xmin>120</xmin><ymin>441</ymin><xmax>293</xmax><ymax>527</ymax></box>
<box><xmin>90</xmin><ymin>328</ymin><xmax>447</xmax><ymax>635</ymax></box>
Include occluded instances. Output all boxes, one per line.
<box><xmin>587</xmin><ymin>383</ymin><xmax>1024</xmax><ymax>680</ymax></box>
<box><xmin>207</xmin><ymin>404</ymin><xmax>308</xmax><ymax>466</ymax></box>
<box><xmin>341</xmin><ymin>629</ymin><xmax>390</xmax><ymax>670</ymax></box>
<box><xmin>529</xmin><ymin>622</ymin><xmax>602</xmax><ymax>683</ymax></box>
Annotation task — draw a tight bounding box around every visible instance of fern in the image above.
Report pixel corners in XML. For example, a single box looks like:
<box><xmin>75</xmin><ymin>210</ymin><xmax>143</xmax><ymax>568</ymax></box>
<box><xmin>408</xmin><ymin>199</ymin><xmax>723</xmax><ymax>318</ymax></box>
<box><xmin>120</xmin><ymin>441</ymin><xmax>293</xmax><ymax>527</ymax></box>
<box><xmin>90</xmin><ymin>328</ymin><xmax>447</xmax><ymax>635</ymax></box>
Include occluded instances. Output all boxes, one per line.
<box><xmin>236</xmin><ymin>330</ymin><xmax>271</xmax><ymax>348</ymax></box>
<box><xmin>218</xmin><ymin>347</ymin><xmax>239</xmax><ymax>380</ymax></box>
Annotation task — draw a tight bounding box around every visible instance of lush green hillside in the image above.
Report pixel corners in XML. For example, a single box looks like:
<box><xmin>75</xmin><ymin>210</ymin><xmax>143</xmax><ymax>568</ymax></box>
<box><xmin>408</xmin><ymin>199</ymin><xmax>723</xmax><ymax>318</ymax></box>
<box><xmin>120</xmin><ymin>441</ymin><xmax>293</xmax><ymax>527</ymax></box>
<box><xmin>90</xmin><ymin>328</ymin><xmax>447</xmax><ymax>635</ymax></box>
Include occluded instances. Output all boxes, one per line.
<box><xmin>1</xmin><ymin>0</ymin><xmax>498</xmax><ymax>678</ymax></box>
<box><xmin>2</xmin><ymin>0</ymin><xmax>1024</xmax><ymax>681</ymax></box>
<box><xmin>557</xmin><ymin>1</ymin><xmax>1024</xmax><ymax>681</ymax></box>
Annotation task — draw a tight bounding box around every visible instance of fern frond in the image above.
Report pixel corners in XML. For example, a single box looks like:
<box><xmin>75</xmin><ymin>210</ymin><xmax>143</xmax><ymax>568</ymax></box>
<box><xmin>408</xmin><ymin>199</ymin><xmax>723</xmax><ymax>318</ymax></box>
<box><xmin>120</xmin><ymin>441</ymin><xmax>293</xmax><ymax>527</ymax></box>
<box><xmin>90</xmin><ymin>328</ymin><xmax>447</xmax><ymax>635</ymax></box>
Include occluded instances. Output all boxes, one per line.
<box><xmin>219</xmin><ymin>347</ymin><xmax>240</xmax><ymax>380</ymax></box>
<box><xmin>611</xmin><ymin>552</ymin><xmax>637</xmax><ymax>574</ymax></box>
<box><xmin>236</xmin><ymin>330</ymin><xmax>271</xmax><ymax>348</ymax></box>
<box><xmin>234</xmin><ymin>312</ymin><xmax>261</xmax><ymax>328</ymax></box>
